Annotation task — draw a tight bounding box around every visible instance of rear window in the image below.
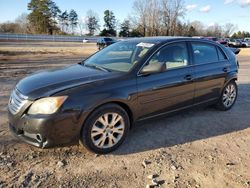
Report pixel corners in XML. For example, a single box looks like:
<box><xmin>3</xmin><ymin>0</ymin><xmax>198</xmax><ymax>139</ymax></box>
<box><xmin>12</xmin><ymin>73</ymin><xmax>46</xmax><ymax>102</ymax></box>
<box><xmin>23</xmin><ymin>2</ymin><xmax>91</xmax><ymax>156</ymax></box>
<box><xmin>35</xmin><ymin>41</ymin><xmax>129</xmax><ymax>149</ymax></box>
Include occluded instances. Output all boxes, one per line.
<box><xmin>191</xmin><ymin>42</ymin><xmax>218</xmax><ymax>64</ymax></box>
<box><xmin>217</xmin><ymin>47</ymin><xmax>227</xmax><ymax>61</ymax></box>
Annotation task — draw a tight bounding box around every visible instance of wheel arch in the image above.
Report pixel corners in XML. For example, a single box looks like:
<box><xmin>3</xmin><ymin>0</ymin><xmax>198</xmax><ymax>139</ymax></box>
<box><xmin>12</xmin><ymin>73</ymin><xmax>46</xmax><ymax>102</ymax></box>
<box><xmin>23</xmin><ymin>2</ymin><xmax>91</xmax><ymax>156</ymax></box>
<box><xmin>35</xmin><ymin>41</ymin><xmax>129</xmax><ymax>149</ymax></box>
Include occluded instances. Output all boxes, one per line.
<box><xmin>80</xmin><ymin>101</ymin><xmax>134</xmax><ymax>136</ymax></box>
<box><xmin>224</xmin><ymin>73</ymin><xmax>237</xmax><ymax>87</ymax></box>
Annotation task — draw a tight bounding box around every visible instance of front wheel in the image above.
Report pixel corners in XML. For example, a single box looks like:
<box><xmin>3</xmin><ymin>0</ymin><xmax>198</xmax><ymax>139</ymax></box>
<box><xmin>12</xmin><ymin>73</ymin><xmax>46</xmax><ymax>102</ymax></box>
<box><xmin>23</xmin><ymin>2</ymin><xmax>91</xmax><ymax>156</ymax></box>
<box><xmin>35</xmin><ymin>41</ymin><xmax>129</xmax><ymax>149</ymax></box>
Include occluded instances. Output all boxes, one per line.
<box><xmin>217</xmin><ymin>81</ymin><xmax>238</xmax><ymax>111</ymax></box>
<box><xmin>80</xmin><ymin>104</ymin><xmax>130</xmax><ymax>154</ymax></box>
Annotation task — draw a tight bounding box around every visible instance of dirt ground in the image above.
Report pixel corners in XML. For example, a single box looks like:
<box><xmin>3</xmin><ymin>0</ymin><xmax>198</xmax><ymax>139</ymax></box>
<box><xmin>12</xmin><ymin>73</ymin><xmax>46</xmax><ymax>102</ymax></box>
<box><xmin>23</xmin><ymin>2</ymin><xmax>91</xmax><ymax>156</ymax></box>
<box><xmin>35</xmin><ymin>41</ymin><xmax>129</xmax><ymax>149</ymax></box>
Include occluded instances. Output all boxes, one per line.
<box><xmin>0</xmin><ymin>41</ymin><xmax>249</xmax><ymax>188</ymax></box>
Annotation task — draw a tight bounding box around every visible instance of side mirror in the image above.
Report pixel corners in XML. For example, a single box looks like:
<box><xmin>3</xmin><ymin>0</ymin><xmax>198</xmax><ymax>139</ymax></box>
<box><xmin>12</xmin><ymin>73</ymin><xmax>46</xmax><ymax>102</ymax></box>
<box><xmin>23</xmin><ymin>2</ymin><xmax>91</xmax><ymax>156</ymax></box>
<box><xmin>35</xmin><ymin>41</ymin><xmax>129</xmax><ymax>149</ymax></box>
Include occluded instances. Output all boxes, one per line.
<box><xmin>228</xmin><ymin>47</ymin><xmax>241</xmax><ymax>55</ymax></box>
<box><xmin>140</xmin><ymin>62</ymin><xmax>166</xmax><ymax>75</ymax></box>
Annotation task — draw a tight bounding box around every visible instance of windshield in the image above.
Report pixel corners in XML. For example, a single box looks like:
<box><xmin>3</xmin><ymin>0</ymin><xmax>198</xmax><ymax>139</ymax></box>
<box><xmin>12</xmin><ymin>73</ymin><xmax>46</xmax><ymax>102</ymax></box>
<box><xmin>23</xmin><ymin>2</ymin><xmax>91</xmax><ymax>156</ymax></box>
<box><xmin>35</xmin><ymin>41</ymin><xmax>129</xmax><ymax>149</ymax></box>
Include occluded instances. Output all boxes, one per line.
<box><xmin>84</xmin><ymin>41</ymin><xmax>155</xmax><ymax>72</ymax></box>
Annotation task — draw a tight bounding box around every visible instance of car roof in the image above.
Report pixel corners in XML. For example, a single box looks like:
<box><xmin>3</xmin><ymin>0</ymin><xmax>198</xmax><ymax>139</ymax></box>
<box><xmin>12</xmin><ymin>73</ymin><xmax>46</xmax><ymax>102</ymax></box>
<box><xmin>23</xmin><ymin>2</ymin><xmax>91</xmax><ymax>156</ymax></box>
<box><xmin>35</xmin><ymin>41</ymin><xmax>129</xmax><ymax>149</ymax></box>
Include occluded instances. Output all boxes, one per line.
<box><xmin>122</xmin><ymin>36</ymin><xmax>219</xmax><ymax>45</ymax></box>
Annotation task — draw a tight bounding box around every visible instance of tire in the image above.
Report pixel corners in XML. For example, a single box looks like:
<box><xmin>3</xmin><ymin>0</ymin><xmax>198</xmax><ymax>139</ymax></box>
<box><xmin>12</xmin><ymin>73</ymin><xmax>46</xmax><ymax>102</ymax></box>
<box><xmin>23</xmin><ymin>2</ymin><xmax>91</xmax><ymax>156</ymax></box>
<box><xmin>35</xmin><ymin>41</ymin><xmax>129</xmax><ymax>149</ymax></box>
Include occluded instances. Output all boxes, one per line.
<box><xmin>80</xmin><ymin>104</ymin><xmax>130</xmax><ymax>154</ymax></box>
<box><xmin>217</xmin><ymin>80</ymin><xmax>238</xmax><ymax>111</ymax></box>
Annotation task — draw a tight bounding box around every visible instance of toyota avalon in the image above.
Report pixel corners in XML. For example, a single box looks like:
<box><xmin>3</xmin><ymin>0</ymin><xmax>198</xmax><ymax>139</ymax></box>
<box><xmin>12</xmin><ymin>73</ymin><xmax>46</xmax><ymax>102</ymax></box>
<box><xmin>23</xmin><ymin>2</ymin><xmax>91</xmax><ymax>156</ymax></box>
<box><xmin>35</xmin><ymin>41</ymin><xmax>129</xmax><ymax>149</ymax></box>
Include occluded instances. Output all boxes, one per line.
<box><xmin>8</xmin><ymin>37</ymin><xmax>238</xmax><ymax>154</ymax></box>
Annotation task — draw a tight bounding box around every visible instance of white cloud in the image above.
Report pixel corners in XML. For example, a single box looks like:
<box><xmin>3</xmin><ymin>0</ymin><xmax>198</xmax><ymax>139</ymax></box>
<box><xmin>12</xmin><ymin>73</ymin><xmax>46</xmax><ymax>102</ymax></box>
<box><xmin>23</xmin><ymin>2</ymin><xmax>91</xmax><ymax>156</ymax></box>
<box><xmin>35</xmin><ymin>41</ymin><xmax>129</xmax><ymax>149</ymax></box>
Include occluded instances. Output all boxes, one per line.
<box><xmin>208</xmin><ymin>22</ymin><xmax>215</xmax><ymax>27</ymax></box>
<box><xmin>225</xmin><ymin>0</ymin><xmax>250</xmax><ymax>7</ymax></box>
<box><xmin>224</xmin><ymin>0</ymin><xmax>234</xmax><ymax>4</ymax></box>
<box><xmin>199</xmin><ymin>5</ymin><xmax>211</xmax><ymax>13</ymax></box>
<box><xmin>239</xmin><ymin>0</ymin><xmax>250</xmax><ymax>7</ymax></box>
<box><xmin>186</xmin><ymin>4</ymin><xmax>198</xmax><ymax>11</ymax></box>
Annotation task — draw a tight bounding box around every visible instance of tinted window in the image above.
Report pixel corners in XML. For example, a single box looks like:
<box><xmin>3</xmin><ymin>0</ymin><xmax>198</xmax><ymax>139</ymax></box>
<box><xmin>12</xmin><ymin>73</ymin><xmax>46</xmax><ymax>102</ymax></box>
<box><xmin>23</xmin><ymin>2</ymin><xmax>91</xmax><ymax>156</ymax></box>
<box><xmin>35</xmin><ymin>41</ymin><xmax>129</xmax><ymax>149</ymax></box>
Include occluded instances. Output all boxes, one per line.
<box><xmin>217</xmin><ymin>47</ymin><xmax>227</xmax><ymax>61</ymax></box>
<box><xmin>104</xmin><ymin>38</ymin><xmax>113</xmax><ymax>41</ymax></box>
<box><xmin>147</xmin><ymin>42</ymin><xmax>189</xmax><ymax>70</ymax></box>
<box><xmin>191</xmin><ymin>42</ymin><xmax>218</xmax><ymax>64</ymax></box>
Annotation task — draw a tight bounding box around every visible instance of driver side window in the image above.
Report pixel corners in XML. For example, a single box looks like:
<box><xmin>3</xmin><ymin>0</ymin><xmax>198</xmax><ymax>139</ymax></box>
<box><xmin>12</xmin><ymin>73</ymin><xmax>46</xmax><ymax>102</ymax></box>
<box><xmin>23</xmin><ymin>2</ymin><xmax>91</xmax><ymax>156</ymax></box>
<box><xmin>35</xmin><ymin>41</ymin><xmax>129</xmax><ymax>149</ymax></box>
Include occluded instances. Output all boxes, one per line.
<box><xmin>148</xmin><ymin>42</ymin><xmax>189</xmax><ymax>70</ymax></box>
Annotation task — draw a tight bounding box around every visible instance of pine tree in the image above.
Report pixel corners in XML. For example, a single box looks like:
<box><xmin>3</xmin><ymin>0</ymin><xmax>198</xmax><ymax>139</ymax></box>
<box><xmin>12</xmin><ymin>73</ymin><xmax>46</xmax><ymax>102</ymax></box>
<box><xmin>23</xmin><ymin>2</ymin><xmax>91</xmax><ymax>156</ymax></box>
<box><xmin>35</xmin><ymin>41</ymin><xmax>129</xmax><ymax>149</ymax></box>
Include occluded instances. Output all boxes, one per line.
<box><xmin>48</xmin><ymin>1</ymin><xmax>61</xmax><ymax>33</ymax></box>
<box><xmin>86</xmin><ymin>10</ymin><xmax>100</xmax><ymax>36</ymax></box>
<box><xmin>27</xmin><ymin>0</ymin><xmax>60</xmax><ymax>34</ymax></box>
<box><xmin>119</xmin><ymin>20</ymin><xmax>130</xmax><ymax>37</ymax></box>
<box><xmin>69</xmin><ymin>9</ymin><xmax>78</xmax><ymax>34</ymax></box>
<box><xmin>100</xmin><ymin>10</ymin><xmax>117</xmax><ymax>36</ymax></box>
<box><xmin>59</xmin><ymin>11</ymin><xmax>69</xmax><ymax>33</ymax></box>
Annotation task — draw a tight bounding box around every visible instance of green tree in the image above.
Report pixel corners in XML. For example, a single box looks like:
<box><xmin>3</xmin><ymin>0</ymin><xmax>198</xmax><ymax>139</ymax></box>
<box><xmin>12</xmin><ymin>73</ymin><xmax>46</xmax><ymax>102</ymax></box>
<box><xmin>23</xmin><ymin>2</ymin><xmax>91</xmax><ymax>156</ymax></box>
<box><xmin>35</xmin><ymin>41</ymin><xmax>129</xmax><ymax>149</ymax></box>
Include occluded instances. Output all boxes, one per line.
<box><xmin>27</xmin><ymin>0</ymin><xmax>54</xmax><ymax>34</ymax></box>
<box><xmin>100</xmin><ymin>10</ymin><xmax>116</xmax><ymax>36</ymax></box>
<box><xmin>231</xmin><ymin>31</ymin><xmax>250</xmax><ymax>39</ymax></box>
<box><xmin>48</xmin><ymin>1</ymin><xmax>61</xmax><ymax>33</ymax></box>
<box><xmin>69</xmin><ymin>9</ymin><xmax>78</xmax><ymax>34</ymax></box>
<box><xmin>187</xmin><ymin>26</ymin><xmax>196</xmax><ymax>37</ymax></box>
<box><xmin>130</xmin><ymin>29</ymin><xmax>143</xmax><ymax>37</ymax></box>
<box><xmin>86</xmin><ymin>10</ymin><xmax>100</xmax><ymax>36</ymax></box>
<box><xmin>119</xmin><ymin>20</ymin><xmax>130</xmax><ymax>37</ymax></box>
<box><xmin>59</xmin><ymin>11</ymin><xmax>69</xmax><ymax>33</ymax></box>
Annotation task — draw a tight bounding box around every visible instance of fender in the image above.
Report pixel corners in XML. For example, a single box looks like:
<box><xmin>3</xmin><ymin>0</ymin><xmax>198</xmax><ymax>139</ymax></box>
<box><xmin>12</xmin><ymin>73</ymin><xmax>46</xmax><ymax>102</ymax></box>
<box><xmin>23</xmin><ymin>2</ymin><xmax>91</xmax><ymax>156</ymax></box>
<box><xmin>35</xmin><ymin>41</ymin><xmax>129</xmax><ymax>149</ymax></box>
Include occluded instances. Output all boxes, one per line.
<box><xmin>224</xmin><ymin>71</ymin><xmax>238</xmax><ymax>87</ymax></box>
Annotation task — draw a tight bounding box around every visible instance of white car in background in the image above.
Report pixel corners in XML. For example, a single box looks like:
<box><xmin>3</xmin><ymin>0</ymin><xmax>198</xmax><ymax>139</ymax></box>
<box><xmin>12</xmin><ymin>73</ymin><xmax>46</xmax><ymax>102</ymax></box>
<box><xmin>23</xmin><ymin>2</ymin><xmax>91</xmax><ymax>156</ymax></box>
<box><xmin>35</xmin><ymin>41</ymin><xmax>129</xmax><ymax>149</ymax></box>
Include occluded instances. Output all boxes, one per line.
<box><xmin>82</xmin><ymin>39</ymin><xmax>89</xmax><ymax>43</ymax></box>
<box><xmin>242</xmin><ymin>38</ymin><xmax>250</xmax><ymax>47</ymax></box>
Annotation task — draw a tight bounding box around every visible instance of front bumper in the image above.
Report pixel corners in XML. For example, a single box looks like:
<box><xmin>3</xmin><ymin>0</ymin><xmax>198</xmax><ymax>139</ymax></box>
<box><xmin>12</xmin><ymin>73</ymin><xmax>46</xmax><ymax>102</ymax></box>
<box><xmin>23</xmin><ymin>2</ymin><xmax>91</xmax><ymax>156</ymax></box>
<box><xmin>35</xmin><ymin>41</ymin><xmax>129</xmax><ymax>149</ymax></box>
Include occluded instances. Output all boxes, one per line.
<box><xmin>8</xmin><ymin>110</ymin><xmax>84</xmax><ymax>148</ymax></box>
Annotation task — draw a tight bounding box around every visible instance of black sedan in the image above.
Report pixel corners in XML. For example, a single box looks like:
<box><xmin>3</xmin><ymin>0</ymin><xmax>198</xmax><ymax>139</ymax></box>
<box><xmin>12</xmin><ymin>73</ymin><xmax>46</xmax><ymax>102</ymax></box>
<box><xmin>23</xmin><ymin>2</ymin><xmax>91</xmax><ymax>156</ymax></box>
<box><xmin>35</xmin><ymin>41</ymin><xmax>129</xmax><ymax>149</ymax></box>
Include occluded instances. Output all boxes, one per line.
<box><xmin>96</xmin><ymin>37</ymin><xmax>116</xmax><ymax>50</ymax></box>
<box><xmin>8</xmin><ymin>37</ymin><xmax>239</xmax><ymax>154</ymax></box>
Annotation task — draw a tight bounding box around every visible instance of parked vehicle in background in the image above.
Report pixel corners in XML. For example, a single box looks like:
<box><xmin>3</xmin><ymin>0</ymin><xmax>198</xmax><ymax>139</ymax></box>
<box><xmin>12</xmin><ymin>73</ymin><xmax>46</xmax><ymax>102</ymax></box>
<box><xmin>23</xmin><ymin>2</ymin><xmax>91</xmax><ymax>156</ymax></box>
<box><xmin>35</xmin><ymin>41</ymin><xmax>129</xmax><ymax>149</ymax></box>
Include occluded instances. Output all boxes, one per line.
<box><xmin>205</xmin><ymin>37</ymin><xmax>228</xmax><ymax>46</ymax></box>
<box><xmin>82</xmin><ymin>38</ymin><xmax>89</xmax><ymax>43</ymax></box>
<box><xmin>244</xmin><ymin>38</ymin><xmax>250</xmax><ymax>42</ymax></box>
<box><xmin>241</xmin><ymin>38</ymin><xmax>250</xmax><ymax>47</ymax></box>
<box><xmin>217</xmin><ymin>38</ymin><xmax>228</xmax><ymax>46</ymax></box>
<box><xmin>97</xmin><ymin>37</ymin><xmax>116</xmax><ymax>50</ymax></box>
<box><xmin>192</xmin><ymin>36</ymin><xmax>205</xmax><ymax>39</ymax></box>
<box><xmin>228</xmin><ymin>39</ymin><xmax>242</xmax><ymax>47</ymax></box>
<box><xmin>8</xmin><ymin>37</ymin><xmax>239</xmax><ymax>154</ymax></box>
<box><xmin>205</xmin><ymin>37</ymin><xmax>218</xmax><ymax>42</ymax></box>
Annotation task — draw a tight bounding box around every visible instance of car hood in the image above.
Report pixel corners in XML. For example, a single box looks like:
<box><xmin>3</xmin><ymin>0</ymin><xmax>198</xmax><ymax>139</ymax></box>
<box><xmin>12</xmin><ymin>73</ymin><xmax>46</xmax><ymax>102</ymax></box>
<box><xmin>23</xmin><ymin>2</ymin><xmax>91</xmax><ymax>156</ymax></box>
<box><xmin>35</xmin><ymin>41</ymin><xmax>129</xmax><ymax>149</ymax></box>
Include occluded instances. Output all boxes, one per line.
<box><xmin>16</xmin><ymin>64</ymin><xmax>119</xmax><ymax>100</ymax></box>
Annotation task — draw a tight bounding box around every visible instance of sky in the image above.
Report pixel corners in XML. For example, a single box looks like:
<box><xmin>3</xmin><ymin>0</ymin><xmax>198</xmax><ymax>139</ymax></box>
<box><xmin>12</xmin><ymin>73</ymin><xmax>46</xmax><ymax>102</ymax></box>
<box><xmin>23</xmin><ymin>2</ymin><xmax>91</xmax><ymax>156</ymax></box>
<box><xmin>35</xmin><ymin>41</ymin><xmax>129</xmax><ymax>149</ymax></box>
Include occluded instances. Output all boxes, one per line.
<box><xmin>0</xmin><ymin>0</ymin><xmax>250</xmax><ymax>32</ymax></box>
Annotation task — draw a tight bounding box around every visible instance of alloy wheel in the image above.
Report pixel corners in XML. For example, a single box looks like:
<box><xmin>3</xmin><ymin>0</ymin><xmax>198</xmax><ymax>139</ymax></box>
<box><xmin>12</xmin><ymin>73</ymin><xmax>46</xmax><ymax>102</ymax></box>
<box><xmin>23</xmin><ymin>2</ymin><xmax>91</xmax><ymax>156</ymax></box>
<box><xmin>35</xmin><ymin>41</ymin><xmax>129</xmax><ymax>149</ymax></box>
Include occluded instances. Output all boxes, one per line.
<box><xmin>222</xmin><ymin>83</ymin><xmax>237</xmax><ymax>108</ymax></box>
<box><xmin>90</xmin><ymin>113</ymin><xmax>125</xmax><ymax>149</ymax></box>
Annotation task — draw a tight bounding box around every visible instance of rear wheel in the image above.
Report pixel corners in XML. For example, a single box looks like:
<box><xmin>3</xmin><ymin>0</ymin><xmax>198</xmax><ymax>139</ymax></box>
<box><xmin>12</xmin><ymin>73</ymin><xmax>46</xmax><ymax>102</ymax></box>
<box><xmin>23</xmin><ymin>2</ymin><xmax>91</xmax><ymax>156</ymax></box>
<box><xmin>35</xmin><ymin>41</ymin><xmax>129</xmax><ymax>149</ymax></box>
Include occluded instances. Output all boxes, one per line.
<box><xmin>80</xmin><ymin>104</ymin><xmax>130</xmax><ymax>154</ymax></box>
<box><xmin>217</xmin><ymin>81</ymin><xmax>238</xmax><ymax>111</ymax></box>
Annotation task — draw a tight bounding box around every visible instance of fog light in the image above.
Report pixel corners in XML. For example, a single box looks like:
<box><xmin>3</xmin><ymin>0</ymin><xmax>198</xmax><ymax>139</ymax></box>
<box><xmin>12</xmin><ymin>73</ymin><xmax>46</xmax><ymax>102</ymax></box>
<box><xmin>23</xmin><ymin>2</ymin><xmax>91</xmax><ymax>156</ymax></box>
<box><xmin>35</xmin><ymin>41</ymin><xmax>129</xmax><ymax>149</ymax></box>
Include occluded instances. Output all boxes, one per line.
<box><xmin>36</xmin><ymin>134</ymin><xmax>42</xmax><ymax>142</ymax></box>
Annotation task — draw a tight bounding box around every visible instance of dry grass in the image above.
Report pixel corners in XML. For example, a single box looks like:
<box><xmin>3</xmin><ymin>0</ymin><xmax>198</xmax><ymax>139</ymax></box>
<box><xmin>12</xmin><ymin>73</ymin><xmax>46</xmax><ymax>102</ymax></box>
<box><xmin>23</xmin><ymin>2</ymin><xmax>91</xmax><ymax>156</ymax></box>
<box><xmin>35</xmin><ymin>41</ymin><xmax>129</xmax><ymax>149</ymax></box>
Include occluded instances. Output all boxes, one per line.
<box><xmin>0</xmin><ymin>42</ymin><xmax>98</xmax><ymax>59</ymax></box>
<box><xmin>238</xmin><ymin>48</ymin><xmax>250</xmax><ymax>56</ymax></box>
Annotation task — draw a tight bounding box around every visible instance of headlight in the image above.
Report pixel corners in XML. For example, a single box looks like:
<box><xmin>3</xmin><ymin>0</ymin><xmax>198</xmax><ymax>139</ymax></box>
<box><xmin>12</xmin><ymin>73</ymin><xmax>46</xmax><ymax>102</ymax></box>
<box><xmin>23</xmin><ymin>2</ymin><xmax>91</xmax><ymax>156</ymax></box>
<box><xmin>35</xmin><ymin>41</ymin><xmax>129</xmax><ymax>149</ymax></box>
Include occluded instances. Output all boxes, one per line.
<box><xmin>28</xmin><ymin>96</ymin><xmax>68</xmax><ymax>115</ymax></box>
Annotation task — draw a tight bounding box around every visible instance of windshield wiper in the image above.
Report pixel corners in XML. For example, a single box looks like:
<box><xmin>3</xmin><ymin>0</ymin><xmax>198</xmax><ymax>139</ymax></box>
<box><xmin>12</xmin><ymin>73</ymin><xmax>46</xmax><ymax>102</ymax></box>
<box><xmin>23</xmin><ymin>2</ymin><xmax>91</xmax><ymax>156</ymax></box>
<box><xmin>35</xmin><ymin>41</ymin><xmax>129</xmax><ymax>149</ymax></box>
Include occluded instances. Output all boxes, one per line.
<box><xmin>84</xmin><ymin>64</ymin><xmax>111</xmax><ymax>72</ymax></box>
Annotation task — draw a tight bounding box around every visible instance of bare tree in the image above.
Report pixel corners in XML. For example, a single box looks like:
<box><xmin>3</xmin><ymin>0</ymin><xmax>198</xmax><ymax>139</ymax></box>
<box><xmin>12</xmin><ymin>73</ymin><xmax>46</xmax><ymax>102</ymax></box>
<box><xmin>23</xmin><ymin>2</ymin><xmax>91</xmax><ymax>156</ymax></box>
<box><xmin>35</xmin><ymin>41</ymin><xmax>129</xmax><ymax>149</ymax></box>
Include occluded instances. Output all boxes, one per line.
<box><xmin>132</xmin><ymin>0</ymin><xmax>185</xmax><ymax>36</ymax></box>
<box><xmin>78</xmin><ymin>18</ymin><xmax>85</xmax><ymax>36</ymax></box>
<box><xmin>147</xmin><ymin>0</ymin><xmax>161</xmax><ymax>36</ymax></box>
<box><xmin>161</xmin><ymin>0</ymin><xmax>185</xmax><ymax>36</ymax></box>
<box><xmin>206</xmin><ymin>24</ymin><xmax>223</xmax><ymax>37</ymax></box>
<box><xmin>15</xmin><ymin>13</ymin><xmax>30</xmax><ymax>33</ymax></box>
<box><xmin>132</xmin><ymin>0</ymin><xmax>148</xmax><ymax>36</ymax></box>
<box><xmin>223</xmin><ymin>23</ymin><xmax>237</xmax><ymax>37</ymax></box>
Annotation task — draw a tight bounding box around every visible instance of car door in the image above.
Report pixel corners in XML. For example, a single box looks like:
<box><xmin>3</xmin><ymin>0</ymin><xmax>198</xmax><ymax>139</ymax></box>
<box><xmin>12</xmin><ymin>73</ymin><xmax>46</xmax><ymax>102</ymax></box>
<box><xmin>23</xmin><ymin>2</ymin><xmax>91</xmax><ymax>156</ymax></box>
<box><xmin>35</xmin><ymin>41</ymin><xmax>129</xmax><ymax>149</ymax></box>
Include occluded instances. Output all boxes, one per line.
<box><xmin>190</xmin><ymin>41</ymin><xmax>229</xmax><ymax>104</ymax></box>
<box><xmin>136</xmin><ymin>42</ymin><xmax>195</xmax><ymax>119</ymax></box>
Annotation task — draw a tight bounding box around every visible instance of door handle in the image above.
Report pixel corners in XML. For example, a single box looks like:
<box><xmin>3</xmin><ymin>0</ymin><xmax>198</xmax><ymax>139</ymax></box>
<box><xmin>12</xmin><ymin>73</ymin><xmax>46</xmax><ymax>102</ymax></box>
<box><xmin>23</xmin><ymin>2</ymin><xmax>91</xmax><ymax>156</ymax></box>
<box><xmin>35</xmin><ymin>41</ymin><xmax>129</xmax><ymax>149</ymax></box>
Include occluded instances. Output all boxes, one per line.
<box><xmin>184</xmin><ymin>75</ymin><xmax>192</xmax><ymax>81</ymax></box>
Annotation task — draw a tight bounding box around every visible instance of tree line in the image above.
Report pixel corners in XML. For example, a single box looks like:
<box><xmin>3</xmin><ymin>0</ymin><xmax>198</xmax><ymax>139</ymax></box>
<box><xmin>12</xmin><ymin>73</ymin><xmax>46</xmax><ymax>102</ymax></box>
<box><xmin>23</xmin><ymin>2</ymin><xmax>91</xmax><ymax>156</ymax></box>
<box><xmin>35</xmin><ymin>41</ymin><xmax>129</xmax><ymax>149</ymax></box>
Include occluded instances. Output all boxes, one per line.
<box><xmin>0</xmin><ymin>0</ymin><xmax>249</xmax><ymax>38</ymax></box>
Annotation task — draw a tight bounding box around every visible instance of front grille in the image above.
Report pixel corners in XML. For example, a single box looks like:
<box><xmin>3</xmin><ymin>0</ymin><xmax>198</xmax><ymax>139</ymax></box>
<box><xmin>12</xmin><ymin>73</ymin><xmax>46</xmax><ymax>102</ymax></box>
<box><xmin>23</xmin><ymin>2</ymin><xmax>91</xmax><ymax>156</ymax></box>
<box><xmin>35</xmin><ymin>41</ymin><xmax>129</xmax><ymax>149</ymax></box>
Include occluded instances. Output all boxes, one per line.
<box><xmin>8</xmin><ymin>88</ymin><xmax>28</xmax><ymax>114</ymax></box>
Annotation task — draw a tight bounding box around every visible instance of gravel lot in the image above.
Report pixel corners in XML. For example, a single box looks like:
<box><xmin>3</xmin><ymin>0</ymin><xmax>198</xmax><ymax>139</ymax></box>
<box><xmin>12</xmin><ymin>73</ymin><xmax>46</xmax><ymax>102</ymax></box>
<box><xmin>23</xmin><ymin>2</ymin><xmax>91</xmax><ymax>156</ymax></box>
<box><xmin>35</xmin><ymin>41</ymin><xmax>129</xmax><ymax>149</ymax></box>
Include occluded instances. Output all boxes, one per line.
<box><xmin>0</xmin><ymin>42</ymin><xmax>249</xmax><ymax>188</ymax></box>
